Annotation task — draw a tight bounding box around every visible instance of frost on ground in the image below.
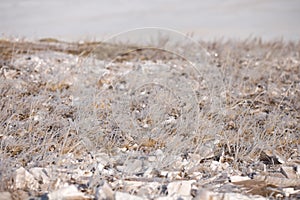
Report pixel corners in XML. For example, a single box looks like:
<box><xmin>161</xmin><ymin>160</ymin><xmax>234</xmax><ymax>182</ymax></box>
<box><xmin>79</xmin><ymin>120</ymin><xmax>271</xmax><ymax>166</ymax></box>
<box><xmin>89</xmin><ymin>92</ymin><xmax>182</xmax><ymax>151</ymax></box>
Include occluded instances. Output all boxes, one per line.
<box><xmin>0</xmin><ymin>39</ymin><xmax>299</xmax><ymax>199</ymax></box>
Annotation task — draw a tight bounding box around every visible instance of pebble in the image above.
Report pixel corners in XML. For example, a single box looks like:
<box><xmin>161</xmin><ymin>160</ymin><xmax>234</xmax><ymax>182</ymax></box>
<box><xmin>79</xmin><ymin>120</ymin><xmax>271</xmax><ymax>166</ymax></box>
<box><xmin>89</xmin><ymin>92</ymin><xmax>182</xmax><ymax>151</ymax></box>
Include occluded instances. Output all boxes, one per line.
<box><xmin>280</xmin><ymin>166</ymin><xmax>298</xmax><ymax>179</ymax></box>
<box><xmin>0</xmin><ymin>192</ymin><xmax>12</xmax><ymax>200</ymax></box>
<box><xmin>115</xmin><ymin>192</ymin><xmax>144</xmax><ymax>200</ymax></box>
<box><xmin>148</xmin><ymin>156</ymin><xmax>157</xmax><ymax>162</ymax></box>
<box><xmin>14</xmin><ymin>167</ymin><xmax>39</xmax><ymax>191</ymax></box>
<box><xmin>123</xmin><ymin>159</ymin><xmax>144</xmax><ymax>174</ymax></box>
<box><xmin>167</xmin><ymin>180</ymin><xmax>196</xmax><ymax>197</ymax></box>
<box><xmin>47</xmin><ymin>185</ymin><xmax>89</xmax><ymax>200</ymax></box>
<box><xmin>95</xmin><ymin>181</ymin><xmax>115</xmax><ymax>200</ymax></box>
<box><xmin>28</xmin><ymin>167</ymin><xmax>50</xmax><ymax>185</ymax></box>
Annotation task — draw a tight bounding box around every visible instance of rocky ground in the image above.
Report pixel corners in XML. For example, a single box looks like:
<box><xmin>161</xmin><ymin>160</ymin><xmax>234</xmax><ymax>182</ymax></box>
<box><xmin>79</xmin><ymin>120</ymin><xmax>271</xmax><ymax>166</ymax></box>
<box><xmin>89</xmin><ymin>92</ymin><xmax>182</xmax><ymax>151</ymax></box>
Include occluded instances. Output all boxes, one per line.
<box><xmin>0</xmin><ymin>38</ymin><xmax>299</xmax><ymax>199</ymax></box>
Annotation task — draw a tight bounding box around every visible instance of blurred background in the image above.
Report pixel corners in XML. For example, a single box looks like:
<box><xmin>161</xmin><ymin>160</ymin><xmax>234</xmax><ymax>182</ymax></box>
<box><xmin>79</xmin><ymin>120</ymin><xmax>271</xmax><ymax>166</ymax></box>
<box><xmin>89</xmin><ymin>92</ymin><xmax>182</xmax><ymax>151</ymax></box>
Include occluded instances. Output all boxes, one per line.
<box><xmin>1</xmin><ymin>0</ymin><xmax>299</xmax><ymax>41</ymax></box>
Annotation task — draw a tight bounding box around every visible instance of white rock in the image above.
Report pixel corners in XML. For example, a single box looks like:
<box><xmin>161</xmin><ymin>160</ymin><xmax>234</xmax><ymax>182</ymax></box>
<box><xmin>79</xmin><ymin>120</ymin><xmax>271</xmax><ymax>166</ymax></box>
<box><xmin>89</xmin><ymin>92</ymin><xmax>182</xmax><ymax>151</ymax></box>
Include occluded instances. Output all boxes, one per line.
<box><xmin>74</xmin><ymin>168</ymin><xmax>93</xmax><ymax>178</ymax></box>
<box><xmin>167</xmin><ymin>180</ymin><xmax>195</xmax><ymax>197</ymax></box>
<box><xmin>209</xmin><ymin>160</ymin><xmax>218</xmax><ymax>170</ymax></box>
<box><xmin>192</xmin><ymin>189</ymin><xmax>215</xmax><ymax>200</ymax></box>
<box><xmin>155</xmin><ymin>197</ymin><xmax>174</xmax><ymax>200</ymax></box>
<box><xmin>14</xmin><ymin>167</ymin><xmax>39</xmax><ymax>191</ymax></box>
<box><xmin>95</xmin><ymin>153</ymin><xmax>110</xmax><ymax>171</ymax></box>
<box><xmin>0</xmin><ymin>192</ymin><xmax>12</xmax><ymax>200</ymax></box>
<box><xmin>155</xmin><ymin>149</ymin><xmax>164</xmax><ymax>157</ymax></box>
<box><xmin>197</xmin><ymin>144</ymin><xmax>216</xmax><ymax>160</ymax></box>
<box><xmin>280</xmin><ymin>166</ymin><xmax>298</xmax><ymax>179</ymax></box>
<box><xmin>3</xmin><ymin>69</ymin><xmax>18</xmax><ymax>79</ymax></box>
<box><xmin>296</xmin><ymin>165</ymin><xmax>300</xmax><ymax>177</ymax></box>
<box><xmin>210</xmin><ymin>160</ymin><xmax>229</xmax><ymax>171</ymax></box>
<box><xmin>137</xmin><ymin>182</ymin><xmax>161</xmax><ymax>196</ymax></box>
<box><xmin>98</xmin><ymin>163</ymin><xmax>106</xmax><ymax>171</ymax></box>
<box><xmin>47</xmin><ymin>185</ymin><xmax>89</xmax><ymax>200</ymax></box>
<box><xmin>115</xmin><ymin>192</ymin><xmax>144</xmax><ymax>200</ymax></box>
<box><xmin>120</xmin><ymin>147</ymin><xmax>128</xmax><ymax>152</ymax></box>
<box><xmin>148</xmin><ymin>156</ymin><xmax>157</xmax><ymax>162</ymax></box>
<box><xmin>194</xmin><ymin>189</ymin><xmax>267</xmax><ymax>200</ymax></box>
<box><xmin>190</xmin><ymin>172</ymin><xmax>203</xmax><ymax>179</ymax></box>
<box><xmin>156</xmin><ymin>195</ymin><xmax>192</xmax><ymax>200</ymax></box>
<box><xmin>282</xmin><ymin>187</ymin><xmax>300</xmax><ymax>197</ymax></box>
<box><xmin>102</xmin><ymin>168</ymin><xmax>116</xmax><ymax>176</ymax></box>
<box><xmin>96</xmin><ymin>181</ymin><xmax>114</xmax><ymax>200</ymax></box>
<box><xmin>188</xmin><ymin>153</ymin><xmax>202</xmax><ymax>161</ymax></box>
<box><xmin>116</xmin><ymin>165</ymin><xmax>125</xmax><ymax>172</ymax></box>
<box><xmin>221</xmin><ymin>192</ymin><xmax>267</xmax><ymax>200</ymax></box>
<box><xmin>28</xmin><ymin>167</ymin><xmax>50</xmax><ymax>185</ymax></box>
<box><xmin>123</xmin><ymin>159</ymin><xmax>143</xmax><ymax>174</ymax></box>
<box><xmin>122</xmin><ymin>180</ymin><xmax>145</xmax><ymax>189</ymax></box>
<box><xmin>143</xmin><ymin>167</ymin><xmax>154</xmax><ymax>178</ymax></box>
<box><xmin>230</xmin><ymin>175</ymin><xmax>251</xmax><ymax>183</ymax></box>
<box><xmin>167</xmin><ymin>171</ymin><xmax>182</xmax><ymax>180</ymax></box>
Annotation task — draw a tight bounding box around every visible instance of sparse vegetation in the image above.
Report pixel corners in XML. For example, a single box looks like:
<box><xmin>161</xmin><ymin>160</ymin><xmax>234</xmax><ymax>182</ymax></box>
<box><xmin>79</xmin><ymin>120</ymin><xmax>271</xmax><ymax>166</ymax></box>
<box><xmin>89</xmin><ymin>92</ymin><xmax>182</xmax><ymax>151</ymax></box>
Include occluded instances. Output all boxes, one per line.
<box><xmin>0</xmin><ymin>38</ymin><xmax>299</xmax><ymax>199</ymax></box>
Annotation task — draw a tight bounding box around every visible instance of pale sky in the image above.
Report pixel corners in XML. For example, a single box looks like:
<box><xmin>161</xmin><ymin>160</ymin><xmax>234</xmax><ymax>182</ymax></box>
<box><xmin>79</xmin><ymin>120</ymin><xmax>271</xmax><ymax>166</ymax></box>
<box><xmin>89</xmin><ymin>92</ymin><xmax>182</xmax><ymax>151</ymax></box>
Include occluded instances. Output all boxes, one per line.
<box><xmin>1</xmin><ymin>0</ymin><xmax>299</xmax><ymax>41</ymax></box>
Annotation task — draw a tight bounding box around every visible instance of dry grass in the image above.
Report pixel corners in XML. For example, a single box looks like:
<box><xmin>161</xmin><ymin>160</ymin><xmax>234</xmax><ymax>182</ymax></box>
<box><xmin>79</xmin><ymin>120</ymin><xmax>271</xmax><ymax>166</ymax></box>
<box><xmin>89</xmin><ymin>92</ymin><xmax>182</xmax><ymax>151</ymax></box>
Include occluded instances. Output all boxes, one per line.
<box><xmin>0</xmin><ymin>37</ymin><xmax>299</xmax><ymax>198</ymax></box>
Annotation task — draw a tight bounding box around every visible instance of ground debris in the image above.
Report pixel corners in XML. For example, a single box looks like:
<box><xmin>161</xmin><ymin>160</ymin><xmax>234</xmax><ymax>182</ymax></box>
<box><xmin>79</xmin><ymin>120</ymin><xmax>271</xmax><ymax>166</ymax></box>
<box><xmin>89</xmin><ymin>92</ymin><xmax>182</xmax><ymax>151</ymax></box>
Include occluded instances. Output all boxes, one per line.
<box><xmin>1</xmin><ymin>38</ymin><xmax>299</xmax><ymax>199</ymax></box>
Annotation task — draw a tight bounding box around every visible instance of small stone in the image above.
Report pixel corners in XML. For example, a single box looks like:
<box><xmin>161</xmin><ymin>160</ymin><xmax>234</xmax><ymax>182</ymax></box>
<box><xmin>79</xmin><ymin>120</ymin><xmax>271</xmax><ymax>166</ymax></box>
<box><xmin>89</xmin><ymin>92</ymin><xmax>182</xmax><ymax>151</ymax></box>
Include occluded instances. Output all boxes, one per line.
<box><xmin>188</xmin><ymin>153</ymin><xmax>201</xmax><ymax>161</ymax></box>
<box><xmin>194</xmin><ymin>190</ymin><xmax>267</xmax><ymax>200</ymax></box>
<box><xmin>193</xmin><ymin>189</ymin><xmax>215</xmax><ymax>200</ymax></box>
<box><xmin>115</xmin><ymin>192</ymin><xmax>144</xmax><ymax>200</ymax></box>
<box><xmin>190</xmin><ymin>172</ymin><xmax>202</xmax><ymax>179</ymax></box>
<box><xmin>47</xmin><ymin>185</ymin><xmax>89</xmax><ymax>200</ymax></box>
<box><xmin>3</xmin><ymin>69</ymin><xmax>18</xmax><ymax>79</ymax></box>
<box><xmin>123</xmin><ymin>159</ymin><xmax>143</xmax><ymax>174</ymax></box>
<box><xmin>230</xmin><ymin>175</ymin><xmax>251</xmax><ymax>183</ymax></box>
<box><xmin>166</xmin><ymin>171</ymin><xmax>181</xmax><ymax>180</ymax></box>
<box><xmin>116</xmin><ymin>165</ymin><xmax>125</xmax><ymax>172</ymax></box>
<box><xmin>95</xmin><ymin>153</ymin><xmax>110</xmax><ymax>168</ymax></box>
<box><xmin>98</xmin><ymin>163</ymin><xmax>105</xmax><ymax>172</ymax></box>
<box><xmin>29</xmin><ymin>167</ymin><xmax>50</xmax><ymax>185</ymax></box>
<box><xmin>155</xmin><ymin>196</ymin><xmax>187</xmax><ymax>200</ymax></box>
<box><xmin>12</xmin><ymin>190</ymin><xmax>29</xmax><ymax>200</ymax></box>
<box><xmin>155</xmin><ymin>149</ymin><xmax>164</xmax><ymax>157</ymax></box>
<box><xmin>282</xmin><ymin>187</ymin><xmax>300</xmax><ymax>197</ymax></box>
<box><xmin>0</xmin><ymin>192</ymin><xmax>12</xmax><ymax>200</ymax></box>
<box><xmin>210</xmin><ymin>161</ymin><xmax>220</xmax><ymax>171</ymax></box>
<box><xmin>160</xmin><ymin>171</ymin><xmax>168</xmax><ymax>177</ymax></box>
<box><xmin>296</xmin><ymin>165</ymin><xmax>300</xmax><ymax>177</ymax></box>
<box><xmin>280</xmin><ymin>166</ymin><xmax>298</xmax><ymax>179</ymax></box>
<box><xmin>221</xmin><ymin>192</ymin><xmax>267</xmax><ymax>200</ymax></box>
<box><xmin>96</xmin><ymin>181</ymin><xmax>114</xmax><ymax>200</ymax></box>
<box><xmin>167</xmin><ymin>180</ymin><xmax>195</xmax><ymax>197</ymax></box>
<box><xmin>120</xmin><ymin>147</ymin><xmax>128</xmax><ymax>152</ymax></box>
<box><xmin>143</xmin><ymin>167</ymin><xmax>154</xmax><ymax>178</ymax></box>
<box><xmin>148</xmin><ymin>156</ymin><xmax>157</xmax><ymax>162</ymax></box>
<box><xmin>14</xmin><ymin>167</ymin><xmax>39</xmax><ymax>191</ymax></box>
